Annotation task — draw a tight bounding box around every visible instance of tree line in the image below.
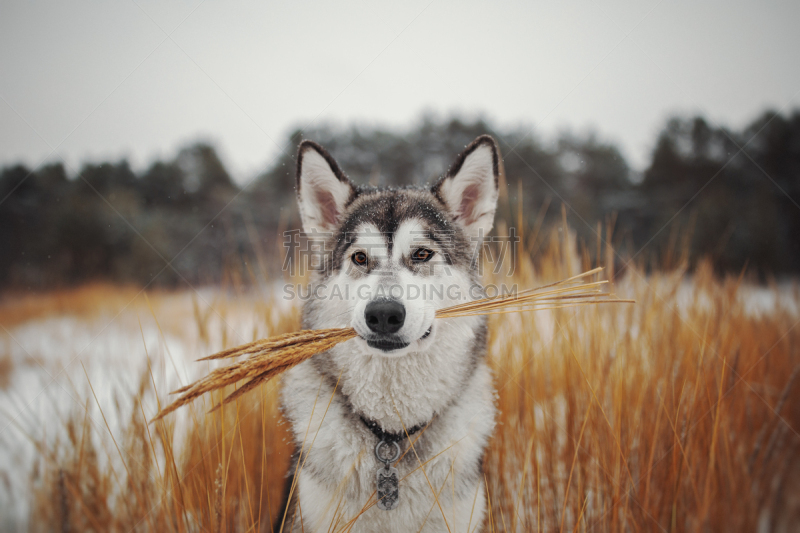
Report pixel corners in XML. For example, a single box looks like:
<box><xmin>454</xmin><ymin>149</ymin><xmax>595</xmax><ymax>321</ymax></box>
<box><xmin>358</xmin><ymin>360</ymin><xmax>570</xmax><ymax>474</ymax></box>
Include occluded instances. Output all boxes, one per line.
<box><xmin>1</xmin><ymin>110</ymin><xmax>799</xmax><ymax>290</ymax></box>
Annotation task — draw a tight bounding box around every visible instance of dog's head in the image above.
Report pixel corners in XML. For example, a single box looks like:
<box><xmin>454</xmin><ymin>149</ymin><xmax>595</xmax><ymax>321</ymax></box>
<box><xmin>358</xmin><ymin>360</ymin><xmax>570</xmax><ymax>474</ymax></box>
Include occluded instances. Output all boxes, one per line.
<box><xmin>295</xmin><ymin>136</ymin><xmax>501</xmax><ymax>358</ymax></box>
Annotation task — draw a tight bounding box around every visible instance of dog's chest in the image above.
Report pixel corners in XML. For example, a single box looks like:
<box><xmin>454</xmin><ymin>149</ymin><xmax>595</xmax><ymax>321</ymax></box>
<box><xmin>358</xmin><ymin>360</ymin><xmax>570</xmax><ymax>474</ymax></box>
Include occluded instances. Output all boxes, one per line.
<box><xmin>296</xmin><ymin>435</ymin><xmax>465</xmax><ymax>531</ymax></box>
<box><xmin>281</xmin><ymin>360</ymin><xmax>495</xmax><ymax>532</ymax></box>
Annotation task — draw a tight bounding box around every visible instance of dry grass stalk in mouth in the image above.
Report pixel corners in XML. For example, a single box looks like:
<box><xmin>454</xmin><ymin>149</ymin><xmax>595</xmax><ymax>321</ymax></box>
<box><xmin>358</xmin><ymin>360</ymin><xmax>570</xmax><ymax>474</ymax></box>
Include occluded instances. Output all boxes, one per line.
<box><xmin>153</xmin><ymin>267</ymin><xmax>632</xmax><ymax>421</ymax></box>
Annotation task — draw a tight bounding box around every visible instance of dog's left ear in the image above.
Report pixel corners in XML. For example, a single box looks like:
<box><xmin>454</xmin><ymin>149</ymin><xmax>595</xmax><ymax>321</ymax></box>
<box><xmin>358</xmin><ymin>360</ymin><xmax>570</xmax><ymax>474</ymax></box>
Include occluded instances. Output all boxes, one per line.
<box><xmin>432</xmin><ymin>135</ymin><xmax>501</xmax><ymax>237</ymax></box>
<box><xmin>296</xmin><ymin>141</ymin><xmax>356</xmax><ymax>235</ymax></box>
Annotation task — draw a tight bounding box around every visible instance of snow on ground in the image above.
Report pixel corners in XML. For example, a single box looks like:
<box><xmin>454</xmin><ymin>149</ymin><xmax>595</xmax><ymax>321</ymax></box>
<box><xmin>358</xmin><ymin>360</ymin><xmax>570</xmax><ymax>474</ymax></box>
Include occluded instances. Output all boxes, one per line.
<box><xmin>0</xmin><ymin>283</ymin><xmax>294</xmax><ymax>531</ymax></box>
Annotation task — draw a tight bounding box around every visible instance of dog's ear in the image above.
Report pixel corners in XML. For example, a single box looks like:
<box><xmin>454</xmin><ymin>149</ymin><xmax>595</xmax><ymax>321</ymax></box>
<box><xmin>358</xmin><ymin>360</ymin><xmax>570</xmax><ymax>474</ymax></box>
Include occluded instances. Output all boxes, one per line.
<box><xmin>432</xmin><ymin>135</ymin><xmax>501</xmax><ymax>237</ymax></box>
<box><xmin>296</xmin><ymin>141</ymin><xmax>356</xmax><ymax>234</ymax></box>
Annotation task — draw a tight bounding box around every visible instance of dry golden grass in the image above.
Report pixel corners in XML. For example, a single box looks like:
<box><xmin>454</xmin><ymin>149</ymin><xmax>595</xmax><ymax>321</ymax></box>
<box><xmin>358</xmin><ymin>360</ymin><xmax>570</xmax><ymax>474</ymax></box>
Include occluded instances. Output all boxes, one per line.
<box><xmin>0</xmin><ymin>282</ymin><xmax>144</xmax><ymax>328</ymax></box>
<box><xmin>19</xmin><ymin>225</ymin><xmax>800</xmax><ymax>532</ymax></box>
<box><xmin>154</xmin><ymin>268</ymin><xmax>630</xmax><ymax>421</ymax></box>
<box><xmin>0</xmin><ymin>351</ymin><xmax>12</xmax><ymax>389</ymax></box>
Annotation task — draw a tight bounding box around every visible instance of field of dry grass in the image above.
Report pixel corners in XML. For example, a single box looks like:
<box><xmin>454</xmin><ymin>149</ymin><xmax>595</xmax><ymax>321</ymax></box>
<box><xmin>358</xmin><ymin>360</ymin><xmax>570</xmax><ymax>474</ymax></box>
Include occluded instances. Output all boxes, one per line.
<box><xmin>2</xmin><ymin>225</ymin><xmax>799</xmax><ymax>532</ymax></box>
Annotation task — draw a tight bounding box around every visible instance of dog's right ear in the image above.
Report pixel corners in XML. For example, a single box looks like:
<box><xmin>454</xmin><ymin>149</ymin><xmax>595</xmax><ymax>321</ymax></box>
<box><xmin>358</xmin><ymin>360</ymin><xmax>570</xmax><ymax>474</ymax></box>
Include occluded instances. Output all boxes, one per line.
<box><xmin>296</xmin><ymin>141</ymin><xmax>356</xmax><ymax>235</ymax></box>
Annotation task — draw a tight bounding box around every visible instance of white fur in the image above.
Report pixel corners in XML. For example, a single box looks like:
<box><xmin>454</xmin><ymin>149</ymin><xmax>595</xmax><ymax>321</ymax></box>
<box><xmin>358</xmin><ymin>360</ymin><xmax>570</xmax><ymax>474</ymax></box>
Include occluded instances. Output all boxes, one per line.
<box><xmin>281</xmin><ymin>139</ymin><xmax>499</xmax><ymax>532</ymax></box>
<box><xmin>282</xmin><ymin>358</ymin><xmax>494</xmax><ymax>532</ymax></box>
<box><xmin>281</xmin><ymin>218</ymin><xmax>494</xmax><ymax>531</ymax></box>
<box><xmin>391</xmin><ymin>219</ymin><xmax>428</xmax><ymax>263</ymax></box>
<box><xmin>326</xmin><ymin>220</ymin><xmax>475</xmax><ymax>365</ymax></box>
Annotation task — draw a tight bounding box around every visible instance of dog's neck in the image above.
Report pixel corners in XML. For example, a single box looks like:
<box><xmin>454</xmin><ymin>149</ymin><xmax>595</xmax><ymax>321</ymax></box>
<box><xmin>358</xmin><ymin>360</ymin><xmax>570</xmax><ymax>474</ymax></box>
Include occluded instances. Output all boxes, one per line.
<box><xmin>360</xmin><ymin>415</ymin><xmax>427</xmax><ymax>444</ymax></box>
<box><xmin>311</xmin><ymin>316</ymin><xmax>487</xmax><ymax>434</ymax></box>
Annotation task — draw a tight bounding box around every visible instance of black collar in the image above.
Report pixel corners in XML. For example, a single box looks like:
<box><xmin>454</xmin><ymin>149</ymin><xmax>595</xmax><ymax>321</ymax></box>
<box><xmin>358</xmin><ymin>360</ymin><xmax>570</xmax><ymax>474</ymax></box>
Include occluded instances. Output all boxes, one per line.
<box><xmin>360</xmin><ymin>416</ymin><xmax>426</xmax><ymax>444</ymax></box>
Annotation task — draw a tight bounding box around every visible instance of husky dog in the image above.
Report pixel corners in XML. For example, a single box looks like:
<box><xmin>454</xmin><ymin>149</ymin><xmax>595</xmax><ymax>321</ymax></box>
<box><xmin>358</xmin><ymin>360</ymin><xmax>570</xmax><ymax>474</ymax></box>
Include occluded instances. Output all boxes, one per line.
<box><xmin>278</xmin><ymin>136</ymin><xmax>501</xmax><ymax>532</ymax></box>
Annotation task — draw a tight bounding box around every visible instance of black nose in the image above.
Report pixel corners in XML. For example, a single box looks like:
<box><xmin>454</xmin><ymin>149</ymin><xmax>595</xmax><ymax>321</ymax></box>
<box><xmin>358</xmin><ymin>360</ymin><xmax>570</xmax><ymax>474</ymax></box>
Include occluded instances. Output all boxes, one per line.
<box><xmin>365</xmin><ymin>300</ymin><xmax>406</xmax><ymax>334</ymax></box>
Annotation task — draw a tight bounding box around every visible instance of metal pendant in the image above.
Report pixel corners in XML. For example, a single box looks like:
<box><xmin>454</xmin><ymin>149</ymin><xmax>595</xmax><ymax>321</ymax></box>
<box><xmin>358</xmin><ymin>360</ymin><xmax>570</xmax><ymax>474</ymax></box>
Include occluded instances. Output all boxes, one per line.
<box><xmin>375</xmin><ymin>440</ymin><xmax>401</xmax><ymax>511</ymax></box>
<box><xmin>376</xmin><ymin>464</ymin><xmax>400</xmax><ymax>510</ymax></box>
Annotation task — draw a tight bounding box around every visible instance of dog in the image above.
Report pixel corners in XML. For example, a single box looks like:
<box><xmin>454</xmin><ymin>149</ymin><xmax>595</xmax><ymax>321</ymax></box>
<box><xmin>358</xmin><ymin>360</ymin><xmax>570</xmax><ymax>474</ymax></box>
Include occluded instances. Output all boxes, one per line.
<box><xmin>277</xmin><ymin>135</ymin><xmax>501</xmax><ymax>532</ymax></box>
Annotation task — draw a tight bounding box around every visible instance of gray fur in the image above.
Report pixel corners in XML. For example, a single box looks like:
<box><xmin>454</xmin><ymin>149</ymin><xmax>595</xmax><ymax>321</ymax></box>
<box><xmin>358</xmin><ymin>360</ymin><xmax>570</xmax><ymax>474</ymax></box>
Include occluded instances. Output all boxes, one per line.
<box><xmin>277</xmin><ymin>136</ymin><xmax>501</xmax><ymax>533</ymax></box>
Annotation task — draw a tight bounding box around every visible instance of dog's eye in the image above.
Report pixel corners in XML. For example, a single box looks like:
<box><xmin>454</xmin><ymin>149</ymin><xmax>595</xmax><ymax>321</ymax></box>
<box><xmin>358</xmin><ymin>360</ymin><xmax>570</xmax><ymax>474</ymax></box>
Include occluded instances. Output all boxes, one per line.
<box><xmin>411</xmin><ymin>248</ymin><xmax>434</xmax><ymax>262</ymax></box>
<box><xmin>352</xmin><ymin>251</ymin><xmax>368</xmax><ymax>266</ymax></box>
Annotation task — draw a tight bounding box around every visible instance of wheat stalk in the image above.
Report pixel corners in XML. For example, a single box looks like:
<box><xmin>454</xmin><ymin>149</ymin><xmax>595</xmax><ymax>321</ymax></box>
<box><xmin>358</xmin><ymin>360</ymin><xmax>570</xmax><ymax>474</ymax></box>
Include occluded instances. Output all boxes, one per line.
<box><xmin>152</xmin><ymin>267</ymin><xmax>633</xmax><ymax>421</ymax></box>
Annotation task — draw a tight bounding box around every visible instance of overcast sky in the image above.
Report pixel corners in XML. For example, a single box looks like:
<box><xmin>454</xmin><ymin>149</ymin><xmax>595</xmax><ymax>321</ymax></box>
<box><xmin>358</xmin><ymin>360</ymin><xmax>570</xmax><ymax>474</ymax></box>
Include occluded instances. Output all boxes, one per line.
<box><xmin>1</xmin><ymin>0</ymin><xmax>799</xmax><ymax>182</ymax></box>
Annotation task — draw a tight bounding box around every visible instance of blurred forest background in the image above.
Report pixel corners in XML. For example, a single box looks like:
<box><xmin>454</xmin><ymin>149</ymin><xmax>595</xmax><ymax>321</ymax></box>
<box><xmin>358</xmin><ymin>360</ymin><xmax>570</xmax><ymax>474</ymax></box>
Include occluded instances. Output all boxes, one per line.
<box><xmin>2</xmin><ymin>108</ymin><xmax>800</xmax><ymax>291</ymax></box>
